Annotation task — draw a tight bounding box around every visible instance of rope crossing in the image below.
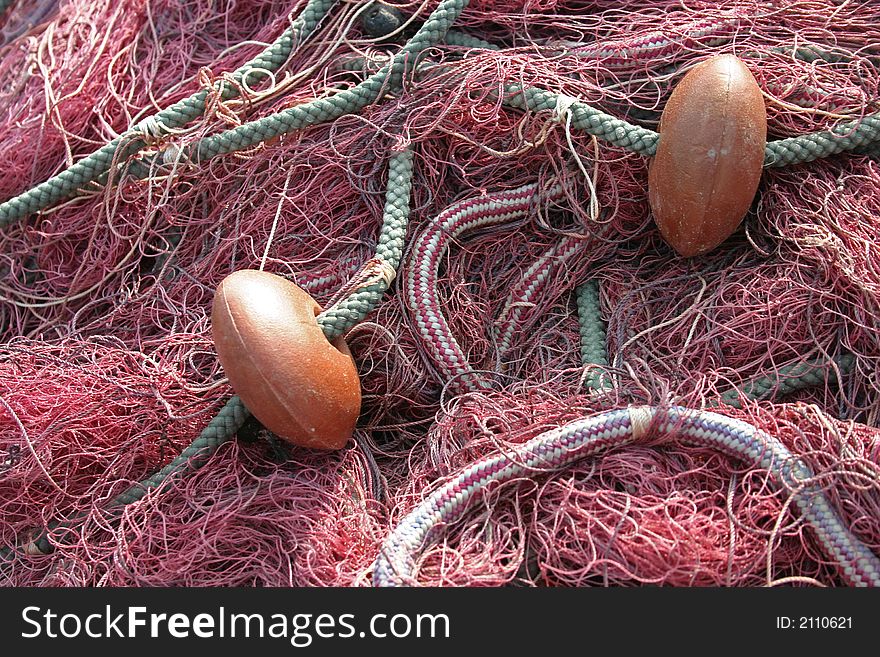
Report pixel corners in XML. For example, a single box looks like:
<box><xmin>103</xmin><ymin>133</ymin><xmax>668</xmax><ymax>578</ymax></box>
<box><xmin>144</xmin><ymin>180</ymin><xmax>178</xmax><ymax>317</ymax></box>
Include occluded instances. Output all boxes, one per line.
<box><xmin>1</xmin><ymin>147</ymin><xmax>415</xmax><ymax>566</ymax></box>
<box><xmin>1</xmin><ymin>5</ymin><xmax>879</xmax><ymax>228</ymax></box>
<box><xmin>0</xmin><ymin>0</ymin><xmax>340</xmax><ymax>229</ymax></box>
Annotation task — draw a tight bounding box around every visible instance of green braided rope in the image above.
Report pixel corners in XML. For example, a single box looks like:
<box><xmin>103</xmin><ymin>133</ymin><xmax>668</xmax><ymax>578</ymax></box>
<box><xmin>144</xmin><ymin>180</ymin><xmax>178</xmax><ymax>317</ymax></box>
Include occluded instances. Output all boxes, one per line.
<box><xmin>719</xmin><ymin>354</ymin><xmax>855</xmax><ymax>409</ymax></box>
<box><xmin>159</xmin><ymin>0</ymin><xmax>465</xmax><ymax>167</ymax></box>
<box><xmin>852</xmin><ymin>138</ymin><xmax>880</xmax><ymax>159</ymax></box>
<box><xmin>576</xmin><ymin>280</ymin><xmax>609</xmax><ymax>392</ymax></box>
<box><xmin>569</xmin><ymin>272</ymin><xmax>854</xmax><ymax>405</ymax></box>
<box><xmin>374</xmin><ymin>150</ymin><xmax>413</xmax><ymax>269</ymax></box>
<box><xmin>111</xmin><ymin>396</ymin><xmax>250</xmax><ymax>506</ymax></box>
<box><xmin>764</xmin><ymin>115</ymin><xmax>880</xmax><ymax>167</ymax></box>
<box><xmin>1</xmin><ymin>146</ymin><xmax>416</xmax><ymax>566</ymax></box>
<box><xmin>444</xmin><ymin>30</ymin><xmax>498</xmax><ymax>50</ymax></box>
<box><xmin>120</xmin><ymin>60</ymin><xmax>880</xmax><ymax>182</ymax></box>
<box><xmin>0</xmin><ymin>396</ymin><xmax>249</xmax><ymax>565</ymax></box>
<box><xmin>317</xmin><ymin>148</ymin><xmax>414</xmax><ymax>339</ymax></box>
<box><xmin>4</xmin><ymin>17</ymin><xmax>876</xmax><ymax>227</ymax></box>
<box><xmin>0</xmin><ymin>0</ymin><xmax>337</xmax><ymax>229</ymax></box>
<box><xmin>323</xmin><ymin>29</ymin><xmax>880</xmax><ymax>169</ymax></box>
<box><xmin>448</xmin><ymin>31</ymin><xmax>880</xmax><ymax>164</ymax></box>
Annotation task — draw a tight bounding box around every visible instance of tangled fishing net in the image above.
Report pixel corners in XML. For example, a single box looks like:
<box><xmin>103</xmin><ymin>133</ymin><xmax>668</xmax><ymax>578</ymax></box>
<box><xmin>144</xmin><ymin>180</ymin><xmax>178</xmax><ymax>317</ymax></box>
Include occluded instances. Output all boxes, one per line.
<box><xmin>0</xmin><ymin>0</ymin><xmax>879</xmax><ymax>587</ymax></box>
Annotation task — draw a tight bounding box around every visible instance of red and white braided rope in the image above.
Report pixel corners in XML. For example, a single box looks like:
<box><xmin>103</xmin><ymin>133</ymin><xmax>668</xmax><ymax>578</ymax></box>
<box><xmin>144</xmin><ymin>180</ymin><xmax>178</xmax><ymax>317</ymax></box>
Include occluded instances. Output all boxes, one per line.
<box><xmin>584</xmin><ymin>16</ymin><xmax>742</xmax><ymax>70</ymax></box>
<box><xmin>373</xmin><ymin>406</ymin><xmax>880</xmax><ymax>587</ymax></box>
<box><xmin>404</xmin><ymin>181</ymin><xmax>564</xmax><ymax>393</ymax></box>
<box><xmin>494</xmin><ymin>235</ymin><xmax>585</xmax><ymax>362</ymax></box>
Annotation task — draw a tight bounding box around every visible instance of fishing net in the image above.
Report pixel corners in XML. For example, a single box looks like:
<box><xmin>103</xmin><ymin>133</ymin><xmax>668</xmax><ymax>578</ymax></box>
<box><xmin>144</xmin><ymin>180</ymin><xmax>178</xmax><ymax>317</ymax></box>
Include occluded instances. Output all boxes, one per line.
<box><xmin>0</xmin><ymin>0</ymin><xmax>878</xmax><ymax>586</ymax></box>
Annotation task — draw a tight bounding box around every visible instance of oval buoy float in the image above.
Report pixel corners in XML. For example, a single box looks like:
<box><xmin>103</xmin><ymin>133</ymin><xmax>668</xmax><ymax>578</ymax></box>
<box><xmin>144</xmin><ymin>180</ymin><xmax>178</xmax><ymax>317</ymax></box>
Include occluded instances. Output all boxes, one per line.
<box><xmin>211</xmin><ymin>270</ymin><xmax>361</xmax><ymax>450</ymax></box>
<box><xmin>648</xmin><ymin>54</ymin><xmax>767</xmax><ymax>257</ymax></box>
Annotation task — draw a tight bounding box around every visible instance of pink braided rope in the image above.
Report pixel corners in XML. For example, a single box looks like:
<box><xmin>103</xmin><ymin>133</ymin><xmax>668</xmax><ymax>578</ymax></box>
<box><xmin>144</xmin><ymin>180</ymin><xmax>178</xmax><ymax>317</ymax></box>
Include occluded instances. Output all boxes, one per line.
<box><xmin>764</xmin><ymin>80</ymin><xmax>867</xmax><ymax>113</ymax></box>
<box><xmin>494</xmin><ymin>234</ymin><xmax>584</xmax><ymax>361</ymax></box>
<box><xmin>584</xmin><ymin>16</ymin><xmax>742</xmax><ymax>69</ymax></box>
<box><xmin>404</xmin><ymin>181</ymin><xmax>564</xmax><ymax>393</ymax></box>
<box><xmin>295</xmin><ymin>254</ymin><xmax>363</xmax><ymax>297</ymax></box>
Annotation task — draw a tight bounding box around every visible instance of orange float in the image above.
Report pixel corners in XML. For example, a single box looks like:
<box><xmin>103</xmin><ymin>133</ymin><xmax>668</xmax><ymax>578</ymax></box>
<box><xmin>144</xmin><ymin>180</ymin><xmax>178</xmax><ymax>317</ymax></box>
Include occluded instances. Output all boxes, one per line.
<box><xmin>211</xmin><ymin>270</ymin><xmax>361</xmax><ymax>450</ymax></box>
<box><xmin>648</xmin><ymin>54</ymin><xmax>767</xmax><ymax>257</ymax></box>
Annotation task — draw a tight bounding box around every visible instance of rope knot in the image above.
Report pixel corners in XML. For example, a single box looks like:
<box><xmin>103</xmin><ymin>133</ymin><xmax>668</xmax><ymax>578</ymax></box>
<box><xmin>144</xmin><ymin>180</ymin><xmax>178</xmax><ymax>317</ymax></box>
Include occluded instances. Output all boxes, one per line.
<box><xmin>324</xmin><ymin>256</ymin><xmax>398</xmax><ymax>311</ymax></box>
<box><xmin>552</xmin><ymin>93</ymin><xmax>581</xmax><ymax>124</ymax></box>
<box><xmin>628</xmin><ymin>405</ymin><xmax>655</xmax><ymax>442</ymax></box>
<box><xmin>161</xmin><ymin>142</ymin><xmax>184</xmax><ymax>167</ymax></box>
<box><xmin>198</xmin><ymin>66</ymin><xmax>247</xmax><ymax>127</ymax></box>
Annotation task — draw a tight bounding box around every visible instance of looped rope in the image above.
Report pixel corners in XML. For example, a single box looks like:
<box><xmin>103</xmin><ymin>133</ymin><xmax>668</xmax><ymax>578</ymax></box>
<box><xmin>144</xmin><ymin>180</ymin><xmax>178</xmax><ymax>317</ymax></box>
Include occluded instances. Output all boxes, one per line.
<box><xmin>373</xmin><ymin>406</ymin><xmax>880</xmax><ymax>587</ymax></box>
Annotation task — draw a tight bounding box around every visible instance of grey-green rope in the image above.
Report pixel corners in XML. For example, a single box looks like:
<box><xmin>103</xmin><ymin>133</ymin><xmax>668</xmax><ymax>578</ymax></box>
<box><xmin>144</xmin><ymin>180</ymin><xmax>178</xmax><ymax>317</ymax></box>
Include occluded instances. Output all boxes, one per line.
<box><xmin>576</xmin><ymin>280</ymin><xmax>608</xmax><ymax>392</ymax></box>
<box><xmin>4</xmin><ymin>16</ymin><xmax>877</xmax><ymax>227</ymax></box>
<box><xmin>153</xmin><ymin>26</ymin><xmax>878</xmax><ymax>176</ymax></box>
<box><xmin>443</xmin><ymin>30</ymin><xmax>496</xmax><ymax>50</ymax></box>
<box><xmin>0</xmin><ymin>0</ymin><xmax>435</xmax><ymax>571</ymax></box>
<box><xmin>338</xmin><ymin>30</ymin><xmax>880</xmax><ymax>169</ymax></box>
<box><xmin>719</xmin><ymin>353</ymin><xmax>855</xmax><ymax>409</ymax></box>
<box><xmin>448</xmin><ymin>32</ymin><xmax>880</xmax><ymax>166</ymax></box>
<box><xmin>0</xmin><ymin>395</ymin><xmax>249</xmax><ymax>564</ymax></box>
<box><xmin>317</xmin><ymin>148</ymin><xmax>414</xmax><ymax>339</ymax></box>
<box><xmin>0</xmin><ymin>0</ymin><xmax>338</xmax><ymax>229</ymax></box>
<box><xmin>115</xmin><ymin>0</ymin><xmax>465</xmax><ymax>181</ymax></box>
<box><xmin>0</xmin><ymin>144</ymin><xmax>416</xmax><ymax>569</ymax></box>
<box><xmin>0</xmin><ymin>4</ymin><xmax>869</xmax><ymax>571</ymax></box>
<box><xmin>854</xmin><ymin>139</ymin><xmax>880</xmax><ymax>159</ymax></box>
<box><xmin>159</xmin><ymin>0</ymin><xmax>467</xmax><ymax>166</ymax></box>
<box><xmin>764</xmin><ymin>116</ymin><xmax>880</xmax><ymax>167</ymax></box>
<box><xmin>110</xmin><ymin>396</ymin><xmax>250</xmax><ymax>506</ymax></box>
<box><xmin>570</xmin><ymin>273</ymin><xmax>855</xmax><ymax>407</ymax></box>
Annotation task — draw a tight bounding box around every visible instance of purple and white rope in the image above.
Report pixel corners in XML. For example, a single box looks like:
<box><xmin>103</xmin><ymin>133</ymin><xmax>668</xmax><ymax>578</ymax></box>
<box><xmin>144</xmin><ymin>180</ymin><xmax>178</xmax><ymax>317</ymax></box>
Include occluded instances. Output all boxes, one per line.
<box><xmin>581</xmin><ymin>16</ymin><xmax>741</xmax><ymax>69</ymax></box>
<box><xmin>373</xmin><ymin>405</ymin><xmax>880</xmax><ymax>587</ymax></box>
<box><xmin>404</xmin><ymin>181</ymin><xmax>564</xmax><ymax>393</ymax></box>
